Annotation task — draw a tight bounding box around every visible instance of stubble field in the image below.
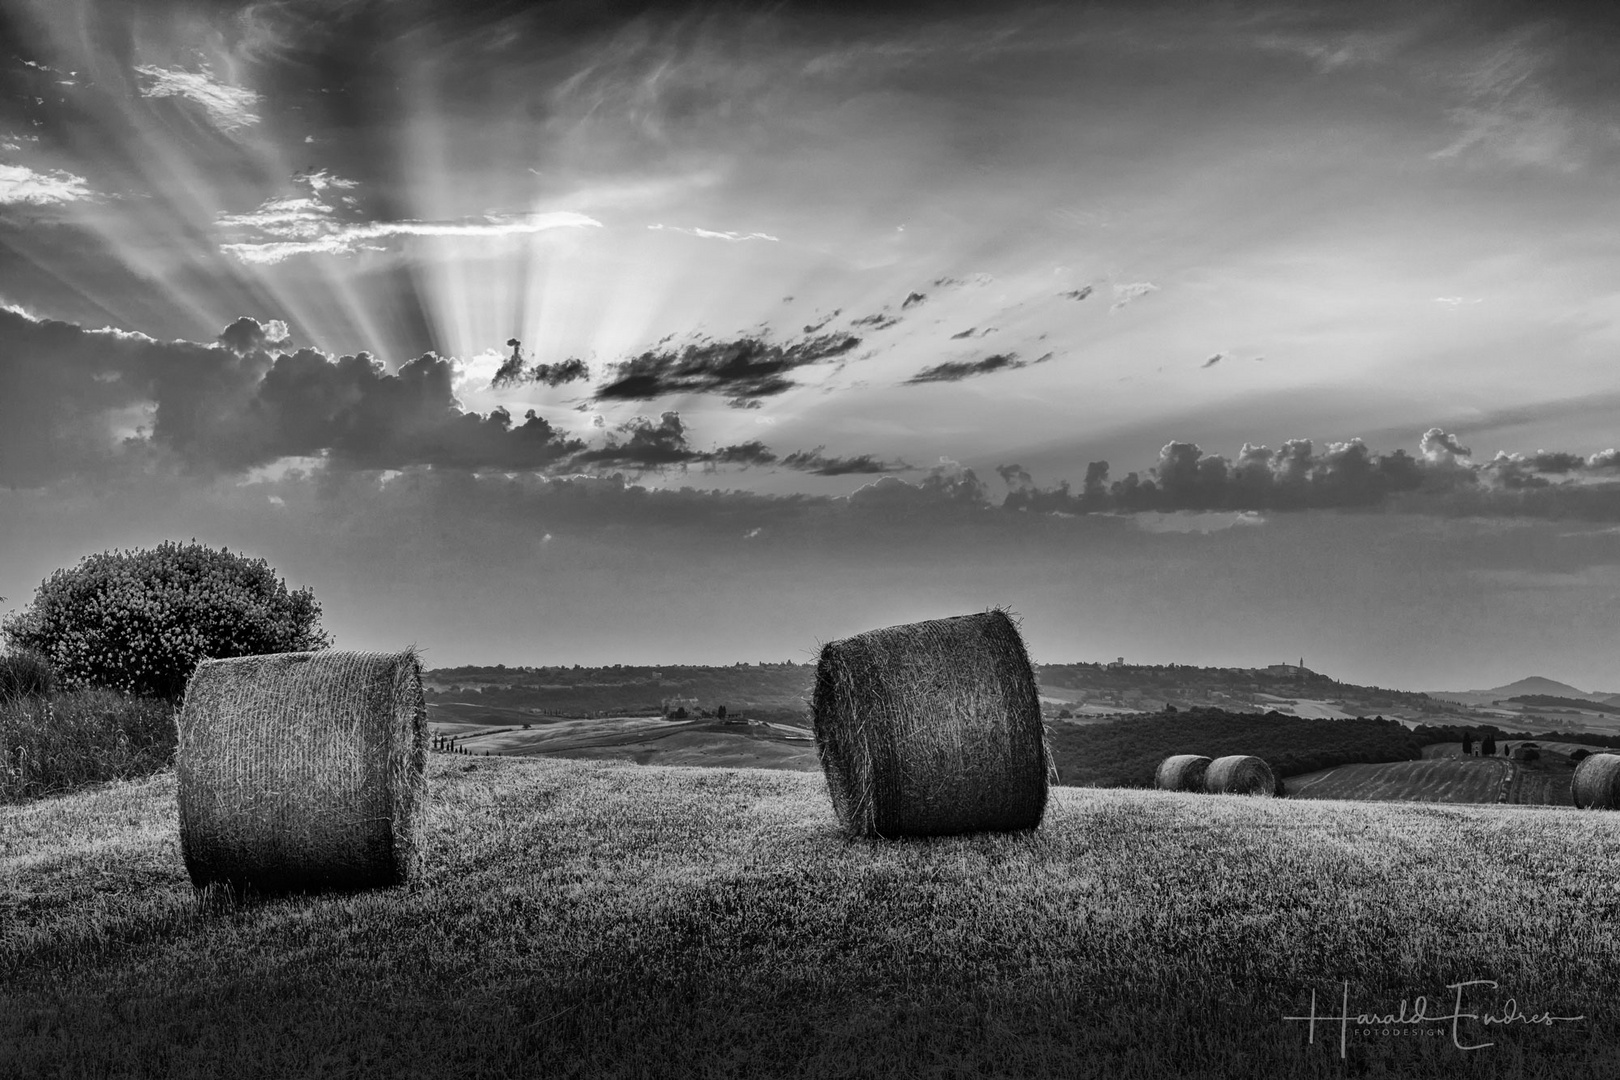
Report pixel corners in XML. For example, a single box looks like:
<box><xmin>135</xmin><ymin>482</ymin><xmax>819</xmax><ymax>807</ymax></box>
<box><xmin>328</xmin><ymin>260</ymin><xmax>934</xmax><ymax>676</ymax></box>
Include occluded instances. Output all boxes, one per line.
<box><xmin>5</xmin><ymin>756</ymin><xmax>1620</xmax><ymax>1079</ymax></box>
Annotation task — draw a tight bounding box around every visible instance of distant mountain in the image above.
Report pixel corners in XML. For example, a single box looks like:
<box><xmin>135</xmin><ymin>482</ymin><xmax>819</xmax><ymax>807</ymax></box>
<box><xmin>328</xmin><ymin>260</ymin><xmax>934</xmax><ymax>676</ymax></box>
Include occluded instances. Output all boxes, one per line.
<box><xmin>1485</xmin><ymin>677</ymin><xmax>1598</xmax><ymax>700</ymax></box>
<box><xmin>1432</xmin><ymin>676</ymin><xmax>1607</xmax><ymax>706</ymax></box>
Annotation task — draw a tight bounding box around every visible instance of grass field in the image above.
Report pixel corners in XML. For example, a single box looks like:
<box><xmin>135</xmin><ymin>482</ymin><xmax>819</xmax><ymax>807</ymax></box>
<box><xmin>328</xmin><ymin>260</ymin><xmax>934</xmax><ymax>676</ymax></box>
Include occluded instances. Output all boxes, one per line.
<box><xmin>7</xmin><ymin>756</ymin><xmax>1620</xmax><ymax>1078</ymax></box>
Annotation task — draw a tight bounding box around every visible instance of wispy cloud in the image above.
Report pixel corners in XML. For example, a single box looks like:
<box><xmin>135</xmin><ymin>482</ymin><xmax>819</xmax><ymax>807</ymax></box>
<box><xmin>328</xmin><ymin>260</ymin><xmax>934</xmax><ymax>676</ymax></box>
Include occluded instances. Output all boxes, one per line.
<box><xmin>220</xmin><ymin>198</ymin><xmax>602</xmax><ymax>264</ymax></box>
<box><xmin>780</xmin><ymin>447</ymin><xmax>909</xmax><ymax>475</ymax></box>
<box><xmin>0</xmin><ymin>162</ymin><xmax>92</xmax><ymax>205</ymax></box>
<box><xmin>648</xmin><ymin>224</ymin><xmax>780</xmax><ymax>242</ymax></box>
<box><xmin>135</xmin><ymin>64</ymin><xmax>262</xmax><ymax>133</ymax></box>
<box><xmin>905</xmin><ymin>351</ymin><xmax>1052</xmax><ymax>385</ymax></box>
<box><xmin>596</xmin><ymin>331</ymin><xmax>862</xmax><ymax>403</ymax></box>
<box><xmin>1110</xmin><ymin>282</ymin><xmax>1159</xmax><ymax>311</ymax></box>
<box><xmin>1427</xmin><ymin>28</ymin><xmax>1610</xmax><ymax>173</ymax></box>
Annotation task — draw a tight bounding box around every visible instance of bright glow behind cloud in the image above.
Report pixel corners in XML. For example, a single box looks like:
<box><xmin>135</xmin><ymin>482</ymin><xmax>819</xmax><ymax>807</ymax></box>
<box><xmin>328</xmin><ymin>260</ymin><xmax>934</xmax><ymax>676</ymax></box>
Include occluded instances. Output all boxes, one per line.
<box><xmin>220</xmin><ymin>209</ymin><xmax>604</xmax><ymax>264</ymax></box>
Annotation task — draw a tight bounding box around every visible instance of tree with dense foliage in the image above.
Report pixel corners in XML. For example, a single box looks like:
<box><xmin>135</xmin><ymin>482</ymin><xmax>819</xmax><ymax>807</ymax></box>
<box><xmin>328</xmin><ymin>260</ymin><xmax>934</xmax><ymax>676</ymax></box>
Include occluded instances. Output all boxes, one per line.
<box><xmin>1483</xmin><ymin>733</ymin><xmax>1497</xmax><ymax>756</ymax></box>
<box><xmin>1462</xmin><ymin>730</ymin><xmax>1474</xmax><ymax>755</ymax></box>
<box><xmin>1</xmin><ymin>541</ymin><xmax>330</xmax><ymax>699</ymax></box>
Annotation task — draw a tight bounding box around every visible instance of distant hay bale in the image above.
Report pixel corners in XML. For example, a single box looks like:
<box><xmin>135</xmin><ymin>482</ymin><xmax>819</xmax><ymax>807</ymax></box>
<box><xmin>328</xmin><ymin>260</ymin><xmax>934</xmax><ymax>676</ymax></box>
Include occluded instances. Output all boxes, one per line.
<box><xmin>1204</xmin><ymin>755</ymin><xmax>1277</xmax><ymax>796</ymax></box>
<box><xmin>1572</xmin><ymin>753</ymin><xmax>1620</xmax><ymax>810</ymax></box>
<box><xmin>176</xmin><ymin>649</ymin><xmax>427</xmax><ymax>892</ymax></box>
<box><xmin>811</xmin><ymin>610</ymin><xmax>1049</xmax><ymax>838</ymax></box>
<box><xmin>1155</xmin><ymin>754</ymin><xmax>1211</xmax><ymax>792</ymax></box>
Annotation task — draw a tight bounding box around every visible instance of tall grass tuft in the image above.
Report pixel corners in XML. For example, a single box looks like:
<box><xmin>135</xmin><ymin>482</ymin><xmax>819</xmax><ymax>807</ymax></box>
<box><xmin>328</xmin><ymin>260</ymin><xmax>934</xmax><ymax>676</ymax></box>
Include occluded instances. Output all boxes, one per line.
<box><xmin>1</xmin><ymin>689</ymin><xmax>177</xmax><ymax>803</ymax></box>
<box><xmin>0</xmin><ymin>651</ymin><xmax>54</xmax><ymax>703</ymax></box>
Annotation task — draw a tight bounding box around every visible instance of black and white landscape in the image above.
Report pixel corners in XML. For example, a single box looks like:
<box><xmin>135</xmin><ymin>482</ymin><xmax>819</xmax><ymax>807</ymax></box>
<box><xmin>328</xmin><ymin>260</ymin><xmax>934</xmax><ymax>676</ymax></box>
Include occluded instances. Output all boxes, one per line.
<box><xmin>3</xmin><ymin>1</ymin><xmax>1618</xmax><ymax>1077</ymax></box>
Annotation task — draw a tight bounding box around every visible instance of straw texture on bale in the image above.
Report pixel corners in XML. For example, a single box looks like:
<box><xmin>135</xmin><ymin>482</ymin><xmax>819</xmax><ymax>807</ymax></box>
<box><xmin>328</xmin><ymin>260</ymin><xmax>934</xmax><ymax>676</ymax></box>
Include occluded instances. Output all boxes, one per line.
<box><xmin>176</xmin><ymin>649</ymin><xmax>427</xmax><ymax>892</ymax></box>
<box><xmin>1155</xmin><ymin>754</ymin><xmax>1212</xmax><ymax>792</ymax></box>
<box><xmin>1572</xmin><ymin>752</ymin><xmax>1620</xmax><ymax>810</ymax></box>
<box><xmin>1204</xmin><ymin>754</ymin><xmax>1277</xmax><ymax>796</ymax></box>
<box><xmin>811</xmin><ymin>610</ymin><xmax>1050</xmax><ymax>838</ymax></box>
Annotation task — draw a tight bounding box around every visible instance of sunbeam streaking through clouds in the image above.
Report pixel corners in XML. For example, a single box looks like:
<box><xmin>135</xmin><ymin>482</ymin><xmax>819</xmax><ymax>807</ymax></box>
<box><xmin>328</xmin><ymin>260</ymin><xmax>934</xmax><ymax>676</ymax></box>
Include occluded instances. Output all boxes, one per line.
<box><xmin>3</xmin><ymin>0</ymin><xmax>1620</xmax><ymax>689</ymax></box>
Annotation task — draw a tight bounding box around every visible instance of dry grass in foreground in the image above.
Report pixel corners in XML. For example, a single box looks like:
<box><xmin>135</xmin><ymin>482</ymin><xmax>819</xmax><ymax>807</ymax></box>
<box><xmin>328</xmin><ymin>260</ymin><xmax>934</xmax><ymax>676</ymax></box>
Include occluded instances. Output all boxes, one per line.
<box><xmin>5</xmin><ymin>756</ymin><xmax>1620</xmax><ymax>1079</ymax></box>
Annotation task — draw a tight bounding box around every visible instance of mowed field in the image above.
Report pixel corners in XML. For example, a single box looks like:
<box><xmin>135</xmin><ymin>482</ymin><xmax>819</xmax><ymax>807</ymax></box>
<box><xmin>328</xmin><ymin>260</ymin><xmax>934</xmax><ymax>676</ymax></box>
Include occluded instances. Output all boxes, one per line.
<box><xmin>1289</xmin><ymin>743</ymin><xmax>1589</xmax><ymax>806</ymax></box>
<box><xmin>1285</xmin><ymin>755</ymin><xmax>1510</xmax><ymax>803</ymax></box>
<box><xmin>429</xmin><ymin>701</ymin><xmax>822</xmax><ymax>771</ymax></box>
<box><xmin>8</xmin><ymin>757</ymin><xmax>1620</xmax><ymax>1078</ymax></box>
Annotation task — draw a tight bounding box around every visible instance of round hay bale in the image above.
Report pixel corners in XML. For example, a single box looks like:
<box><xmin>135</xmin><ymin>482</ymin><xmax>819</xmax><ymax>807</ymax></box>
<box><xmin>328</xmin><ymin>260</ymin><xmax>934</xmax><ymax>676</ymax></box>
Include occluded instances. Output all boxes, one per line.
<box><xmin>1204</xmin><ymin>755</ymin><xmax>1277</xmax><ymax>796</ymax></box>
<box><xmin>1155</xmin><ymin>754</ymin><xmax>1211</xmax><ymax>792</ymax></box>
<box><xmin>176</xmin><ymin>649</ymin><xmax>427</xmax><ymax>892</ymax></box>
<box><xmin>1572</xmin><ymin>752</ymin><xmax>1620</xmax><ymax>810</ymax></box>
<box><xmin>811</xmin><ymin>610</ymin><xmax>1049</xmax><ymax>838</ymax></box>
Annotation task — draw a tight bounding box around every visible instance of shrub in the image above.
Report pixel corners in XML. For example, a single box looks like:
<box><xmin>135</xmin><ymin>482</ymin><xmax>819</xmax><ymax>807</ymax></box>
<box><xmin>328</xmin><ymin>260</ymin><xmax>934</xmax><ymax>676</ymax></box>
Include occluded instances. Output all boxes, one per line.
<box><xmin>1</xmin><ymin>541</ymin><xmax>331</xmax><ymax>699</ymax></box>
<box><xmin>0</xmin><ymin>650</ymin><xmax>54</xmax><ymax>703</ymax></box>
<box><xmin>1</xmin><ymin>689</ymin><xmax>177</xmax><ymax>803</ymax></box>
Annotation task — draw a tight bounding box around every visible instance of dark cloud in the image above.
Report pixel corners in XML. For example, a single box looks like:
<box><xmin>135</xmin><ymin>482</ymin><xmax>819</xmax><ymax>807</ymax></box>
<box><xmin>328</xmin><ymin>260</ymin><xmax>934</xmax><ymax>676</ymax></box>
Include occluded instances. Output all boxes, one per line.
<box><xmin>596</xmin><ymin>331</ymin><xmax>862</xmax><ymax>402</ymax></box>
<box><xmin>901</xmin><ymin>291</ymin><xmax>927</xmax><ymax>309</ymax></box>
<box><xmin>211</xmin><ymin>346</ymin><xmax>587</xmax><ymax>472</ymax></box>
<box><xmin>707</xmin><ymin>441</ymin><xmax>778</xmax><ymax>468</ymax></box>
<box><xmin>1001</xmin><ymin>431</ymin><xmax>1620</xmax><ymax>519</ymax></box>
<box><xmin>218</xmin><ymin>316</ymin><xmax>291</xmax><ymax>356</ymax></box>
<box><xmin>0</xmin><ymin>309</ymin><xmax>213</xmax><ymax>486</ymax></box>
<box><xmin>1525</xmin><ymin>451</ymin><xmax>1587</xmax><ymax>472</ymax></box>
<box><xmin>845</xmin><ymin>459</ymin><xmax>991</xmax><ymax>512</ymax></box>
<box><xmin>802</xmin><ymin>310</ymin><xmax>841</xmax><ymax>334</ymax></box>
<box><xmin>850</xmin><ymin>312</ymin><xmax>900</xmax><ymax>330</ymax></box>
<box><xmin>1200</xmin><ymin>354</ymin><xmax>1222</xmax><ymax>369</ymax></box>
<box><xmin>1</xmin><ymin>309</ymin><xmax>929</xmax><ymax>486</ymax></box>
<box><xmin>568</xmin><ymin>413</ymin><xmax>787</xmax><ymax>473</ymax></box>
<box><xmin>491</xmin><ymin>341</ymin><xmax>590</xmax><ymax>390</ymax></box>
<box><xmin>905</xmin><ymin>351</ymin><xmax>1051</xmax><ymax>385</ymax></box>
<box><xmin>567</xmin><ymin>412</ymin><xmax>707</xmax><ymax>471</ymax></box>
<box><xmin>1060</xmin><ymin>286</ymin><xmax>1093</xmax><ymax>301</ymax></box>
<box><xmin>948</xmin><ymin>326</ymin><xmax>997</xmax><ymax>340</ymax></box>
<box><xmin>0</xmin><ymin>308</ymin><xmax>573</xmax><ymax>480</ymax></box>
<box><xmin>996</xmin><ymin>463</ymin><xmax>1033</xmax><ymax>487</ymax></box>
<box><xmin>780</xmin><ymin>447</ymin><xmax>908</xmax><ymax>476</ymax></box>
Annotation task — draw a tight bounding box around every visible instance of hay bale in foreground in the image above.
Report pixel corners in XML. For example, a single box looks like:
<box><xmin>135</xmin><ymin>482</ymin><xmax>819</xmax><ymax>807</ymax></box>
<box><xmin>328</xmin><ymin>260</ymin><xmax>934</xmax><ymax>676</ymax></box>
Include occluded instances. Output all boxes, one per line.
<box><xmin>1204</xmin><ymin>755</ymin><xmax>1277</xmax><ymax>796</ymax></box>
<box><xmin>1572</xmin><ymin>753</ymin><xmax>1620</xmax><ymax>810</ymax></box>
<box><xmin>1155</xmin><ymin>754</ymin><xmax>1212</xmax><ymax>792</ymax></box>
<box><xmin>811</xmin><ymin>610</ymin><xmax>1049</xmax><ymax>838</ymax></box>
<box><xmin>176</xmin><ymin>649</ymin><xmax>427</xmax><ymax>892</ymax></box>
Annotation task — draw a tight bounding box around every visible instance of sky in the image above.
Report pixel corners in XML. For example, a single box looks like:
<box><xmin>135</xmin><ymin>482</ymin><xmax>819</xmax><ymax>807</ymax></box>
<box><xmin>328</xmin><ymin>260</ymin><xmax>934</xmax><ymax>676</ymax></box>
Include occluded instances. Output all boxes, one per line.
<box><xmin>2</xmin><ymin>0</ymin><xmax>1619</xmax><ymax>691</ymax></box>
